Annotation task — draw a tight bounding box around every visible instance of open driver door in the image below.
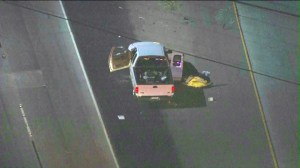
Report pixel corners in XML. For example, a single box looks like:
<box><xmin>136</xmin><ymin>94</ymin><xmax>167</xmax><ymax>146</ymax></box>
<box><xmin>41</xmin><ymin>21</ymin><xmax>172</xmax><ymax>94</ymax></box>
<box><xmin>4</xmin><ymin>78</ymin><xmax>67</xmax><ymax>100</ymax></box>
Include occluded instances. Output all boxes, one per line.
<box><xmin>108</xmin><ymin>46</ymin><xmax>132</xmax><ymax>72</ymax></box>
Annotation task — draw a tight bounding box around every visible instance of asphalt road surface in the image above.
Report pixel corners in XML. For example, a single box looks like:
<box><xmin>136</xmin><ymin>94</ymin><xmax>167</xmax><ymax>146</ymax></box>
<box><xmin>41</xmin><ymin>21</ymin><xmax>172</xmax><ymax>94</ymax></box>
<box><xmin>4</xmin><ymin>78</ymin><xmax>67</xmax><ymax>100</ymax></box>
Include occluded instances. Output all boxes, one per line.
<box><xmin>0</xmin><ymin>1</ymin><xmax>298</xmax><ymax>168</ymax></box>
<box><xmin>0</xmin><ymin>1</ymin><xmax>117</xmax><ymax>168</ymax></box>
<box><xmin>62</xmin><ymin>1</ymin><xmax>298</xmax><ymax>168</ymax></box>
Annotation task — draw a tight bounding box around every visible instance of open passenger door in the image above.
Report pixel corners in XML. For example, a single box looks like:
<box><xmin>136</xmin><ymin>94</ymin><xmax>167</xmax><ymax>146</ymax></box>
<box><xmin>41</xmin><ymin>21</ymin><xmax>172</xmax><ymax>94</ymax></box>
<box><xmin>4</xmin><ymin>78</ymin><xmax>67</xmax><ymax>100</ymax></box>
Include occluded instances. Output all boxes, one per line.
<box><xmin>108</xmin><ymin>46</ymin><xmax>131</xmax><ymax>72</ymax></box>
<box><xmin>166</xmin><ymin>50</ymin><xmax>184</xmax><ymax>81</ymax></box>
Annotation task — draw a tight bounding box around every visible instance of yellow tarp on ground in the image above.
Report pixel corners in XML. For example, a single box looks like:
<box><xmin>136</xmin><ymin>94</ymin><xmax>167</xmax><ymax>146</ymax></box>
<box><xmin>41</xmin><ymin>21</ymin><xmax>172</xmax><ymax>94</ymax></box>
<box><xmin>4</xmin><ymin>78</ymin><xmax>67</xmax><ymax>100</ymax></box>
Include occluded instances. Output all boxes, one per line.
<box><xmin>184</xmin><ymin>75</ymin><xmax>211</xmax><ymax>88</ymax></box>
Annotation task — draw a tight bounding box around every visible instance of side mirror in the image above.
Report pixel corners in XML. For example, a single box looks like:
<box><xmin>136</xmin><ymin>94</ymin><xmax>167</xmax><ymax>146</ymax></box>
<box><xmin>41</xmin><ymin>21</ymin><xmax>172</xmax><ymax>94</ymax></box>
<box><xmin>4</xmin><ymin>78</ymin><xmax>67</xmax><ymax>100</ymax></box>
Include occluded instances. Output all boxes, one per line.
<box><xmin>166</xmin><ymin>50</ymin><xmax>172</xmax><ymax>54</ymax></box>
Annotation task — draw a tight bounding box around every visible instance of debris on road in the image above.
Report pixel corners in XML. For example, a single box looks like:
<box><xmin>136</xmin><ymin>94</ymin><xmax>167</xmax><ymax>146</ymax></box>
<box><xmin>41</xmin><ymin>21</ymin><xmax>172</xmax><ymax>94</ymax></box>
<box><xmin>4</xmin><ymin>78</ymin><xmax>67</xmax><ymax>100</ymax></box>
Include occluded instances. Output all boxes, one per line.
<box><xmin>117</xmin><ymin>115</ymin><xmax>125</xmax><ymax>120</ymax></box>
<box><xmin>184</xmin><ymin>71</ymin><xmax>212</xmax><ymax>88</ymax></box>
<box><xmin>208</xmin><ymin>97</ymin><xmax>214</xmax><ymax>102</ymax></box>
<box><xmin>184</xmin><ymin>75</ymin><xmax>212</xmax><ymax>88</ymax></box>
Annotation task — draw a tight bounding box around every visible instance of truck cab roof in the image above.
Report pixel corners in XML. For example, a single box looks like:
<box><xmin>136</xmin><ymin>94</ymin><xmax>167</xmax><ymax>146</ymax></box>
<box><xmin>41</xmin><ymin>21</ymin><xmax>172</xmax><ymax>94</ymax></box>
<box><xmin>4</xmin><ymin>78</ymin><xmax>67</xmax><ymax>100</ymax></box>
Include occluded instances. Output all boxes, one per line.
<box><xmin>128</xmin><ymin>42</ymin><xmax>165</xmax><ymax>57</ymax></box>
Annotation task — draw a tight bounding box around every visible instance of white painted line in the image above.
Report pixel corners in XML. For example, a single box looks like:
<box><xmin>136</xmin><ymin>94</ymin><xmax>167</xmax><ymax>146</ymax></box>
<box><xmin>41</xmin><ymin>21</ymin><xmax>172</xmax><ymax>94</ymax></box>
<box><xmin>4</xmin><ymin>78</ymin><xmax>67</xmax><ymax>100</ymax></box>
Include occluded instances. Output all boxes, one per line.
<box><xmin>59</xmin><ymin>2</ymin><xmax>120</xmax><ymax>168</ymax></box>
<box><xmin>118</xmin><ymin>6</ymin><xmax>123</xmax><ymax>9</ymax></box>
<box><xmin>19</xmin><ymin>104</ymin><xmax>33</xmax><ymax>139</ymax></box>
<box><xmin>117</xmin><ymin>115</ymin><xmax>125</xmax><ymax>120</ymax></box>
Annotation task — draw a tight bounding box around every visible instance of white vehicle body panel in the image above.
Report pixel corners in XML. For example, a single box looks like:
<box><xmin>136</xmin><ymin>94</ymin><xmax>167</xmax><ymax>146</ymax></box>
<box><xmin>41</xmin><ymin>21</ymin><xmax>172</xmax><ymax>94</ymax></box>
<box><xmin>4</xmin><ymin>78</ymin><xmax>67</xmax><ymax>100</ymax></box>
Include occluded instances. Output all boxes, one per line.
<box><xmin>128</xmin><ymin>41</ymin><xmax>164</xmax><ymax>56</ymax></box>
<box><xmin>135</xmin><ymin>85</ymin><xmax>174</xmax><ymax>97</ymax></box>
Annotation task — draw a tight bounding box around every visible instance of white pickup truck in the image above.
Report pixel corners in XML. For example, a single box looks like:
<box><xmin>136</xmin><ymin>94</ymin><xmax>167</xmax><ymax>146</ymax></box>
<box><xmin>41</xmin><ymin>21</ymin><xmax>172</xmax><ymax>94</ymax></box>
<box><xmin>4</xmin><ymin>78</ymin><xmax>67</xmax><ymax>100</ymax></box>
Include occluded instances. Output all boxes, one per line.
<box><xmin>109</xmin><ymin>42</ymin><xmax>183</xmax><ymax>101</ymax></box>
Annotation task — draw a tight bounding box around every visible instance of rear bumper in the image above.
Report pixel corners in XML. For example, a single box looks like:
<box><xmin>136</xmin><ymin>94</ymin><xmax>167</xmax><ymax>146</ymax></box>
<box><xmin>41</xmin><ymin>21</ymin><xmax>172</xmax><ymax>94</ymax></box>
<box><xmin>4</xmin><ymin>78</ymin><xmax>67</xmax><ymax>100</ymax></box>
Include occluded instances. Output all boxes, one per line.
<box><xmin>136</xmin><ymin>95</ymin><xmax>173</xmax><ymax>101</ymax></box>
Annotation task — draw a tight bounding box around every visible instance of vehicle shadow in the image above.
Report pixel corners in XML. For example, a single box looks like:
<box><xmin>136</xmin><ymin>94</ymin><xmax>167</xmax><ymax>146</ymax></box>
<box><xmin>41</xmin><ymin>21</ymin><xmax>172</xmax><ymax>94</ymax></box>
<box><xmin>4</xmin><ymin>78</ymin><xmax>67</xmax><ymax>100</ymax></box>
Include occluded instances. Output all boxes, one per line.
<box><xmin>158</xmin><ymin>83</ymin><xmax>206</xmax><ymax>108</ymax></box>
<box><xmin>158</xmin><ymin>61</ymin><xmax>207</xmax><ymax>108</ymax></box>
<box><xmin>105</xmin><ymin>70</ymin><xmax>182</xmax><ymax>168</ymax></box>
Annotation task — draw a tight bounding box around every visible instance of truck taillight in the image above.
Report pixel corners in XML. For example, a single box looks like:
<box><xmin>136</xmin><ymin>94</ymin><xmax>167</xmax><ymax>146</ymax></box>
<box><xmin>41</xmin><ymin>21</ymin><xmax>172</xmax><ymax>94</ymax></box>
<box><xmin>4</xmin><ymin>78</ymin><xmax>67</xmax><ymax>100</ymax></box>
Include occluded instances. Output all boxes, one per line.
<box><xmin>135</xmin><ymin>86</ymin><xmax>139</xmax><ymax>93</ymax></box>
<box><xmin>171</xmin><ymin>86</ymin><xmax>175</xmax><ymax>93</ymax></box>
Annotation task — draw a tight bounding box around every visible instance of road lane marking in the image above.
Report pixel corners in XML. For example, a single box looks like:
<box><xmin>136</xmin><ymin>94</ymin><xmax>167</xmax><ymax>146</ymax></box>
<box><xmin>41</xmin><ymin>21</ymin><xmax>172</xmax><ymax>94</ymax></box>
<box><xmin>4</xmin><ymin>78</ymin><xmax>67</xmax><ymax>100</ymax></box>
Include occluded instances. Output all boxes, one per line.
<box><xmin>59</xmin><ymin>1</ymin><xmax>120</xmax><ymax>168</ymax></box>
<box><xmin>19</xmin><ymin>104</ymin><xmax>33</xmax><ymax>139</ymax></box>
<box><xmin>232</xmin><ymin>2</ymin><xmax>279</xmax><ymax>168</ymax></box>
<box><xmin>19</xmin><ymin>104</ymin><xmax>44</xmax><ymax>168</ymax></box>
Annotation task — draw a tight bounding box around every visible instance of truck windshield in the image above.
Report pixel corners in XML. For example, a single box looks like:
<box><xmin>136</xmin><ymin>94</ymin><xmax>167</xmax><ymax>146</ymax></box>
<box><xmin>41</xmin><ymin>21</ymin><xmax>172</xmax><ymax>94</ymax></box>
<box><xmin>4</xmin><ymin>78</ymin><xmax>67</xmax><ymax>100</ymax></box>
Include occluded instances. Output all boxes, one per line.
<box><xmin>135</xmin><ymin>56</ymin><xmax>169</xmax><ymax>68</ymax></box>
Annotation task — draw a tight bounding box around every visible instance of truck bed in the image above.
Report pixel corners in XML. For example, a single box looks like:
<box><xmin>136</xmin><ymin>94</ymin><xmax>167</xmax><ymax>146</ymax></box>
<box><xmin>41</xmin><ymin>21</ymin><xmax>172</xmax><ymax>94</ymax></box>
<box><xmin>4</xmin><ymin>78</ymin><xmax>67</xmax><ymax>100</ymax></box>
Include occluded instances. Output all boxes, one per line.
<box><xmin>134</xmin><ymin>67</ymin><xmax>173</xmax><ymax>85</ymax></box>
